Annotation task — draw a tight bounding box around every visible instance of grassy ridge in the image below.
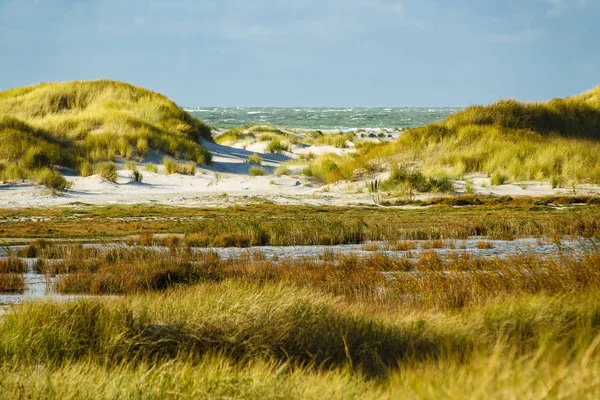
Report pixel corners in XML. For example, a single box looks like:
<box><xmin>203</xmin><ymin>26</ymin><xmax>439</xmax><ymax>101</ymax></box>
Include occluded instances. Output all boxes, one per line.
<box><xmin>395</xmin><ymin>85</ymin><xmax>600</xmax><ymax>183</ymax></box>
<box><xmin>0</xmin><ymin>80</ymin><xmax>212</xmax><ymax>186</ymax></box>
<box><xmin>307</xmin><ymin>85</ymin><xmax>600</xmax><ymax>187</ymax></box>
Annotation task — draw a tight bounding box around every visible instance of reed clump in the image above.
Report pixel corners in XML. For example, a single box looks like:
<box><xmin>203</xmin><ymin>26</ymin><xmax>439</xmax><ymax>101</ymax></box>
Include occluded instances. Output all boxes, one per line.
<box><xmin>0</xmin><ymin>257</ymin><xmax>27</xmax><ymax>273</ymax></box>
<box><xmin>0</xmin><ymin>273</ymin><xmax>24</xmax><ymax>293</ymax></box>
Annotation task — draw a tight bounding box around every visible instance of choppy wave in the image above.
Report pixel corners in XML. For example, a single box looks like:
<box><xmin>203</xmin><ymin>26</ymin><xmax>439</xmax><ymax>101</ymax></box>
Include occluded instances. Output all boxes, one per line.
<box><xmin>184</xmin><ymin>107</ymin><xmax>461</xmax><ymax>130</ymax></box>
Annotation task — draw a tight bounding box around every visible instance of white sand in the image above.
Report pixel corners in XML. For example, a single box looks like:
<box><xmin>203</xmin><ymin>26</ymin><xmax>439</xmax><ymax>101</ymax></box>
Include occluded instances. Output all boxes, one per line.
<box><xmin>1</xmin><ymin>142</ymin><xmax>599</xmax><ymax>208</ymax></box>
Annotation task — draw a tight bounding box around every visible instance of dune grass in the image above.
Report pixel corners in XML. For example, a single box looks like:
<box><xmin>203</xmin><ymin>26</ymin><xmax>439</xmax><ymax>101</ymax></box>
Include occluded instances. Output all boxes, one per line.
<box><xmin>303</xmin><ymin>85</ymin><xmax>600</xmax><ymax>188</ymax></box>
<box><xmin>0</xmin><ymin>80</ymin><xmax>212</xmax><ymax>188</ymax></box>
<box><xmin>246</xmin><ymin>153</ymin><xmax>262</xmax><ymax>165</ymax></box>
<box><xmin>96</xmin><ymin>162</ymin><xmax>117</xmax><ymax>182</ymax></box>
<box><xmin>249</xmin><ymin>166</ymin><xmax>267</xmax><ymax>176</ymax></box>
<box><xmin>35</xmin><ymin>168</ymin><xmax>73</xmax><ymax>190</ymax></box>
<box><xmin>2</xmin><ymin>277</ymin><xmax>600</xmax><ymax>397</ymax></box>
<box><xmin>214</xmin><ymin>124</ymin><xmax>296</xmax><ymax>146</ymax></box>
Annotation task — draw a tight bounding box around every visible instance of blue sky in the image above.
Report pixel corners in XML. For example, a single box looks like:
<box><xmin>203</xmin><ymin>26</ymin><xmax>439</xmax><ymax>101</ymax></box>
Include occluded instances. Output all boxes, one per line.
<box><xmin>0</xmin><ymin>0</ymin><xmax>598</xmax><ymax>106</ymax></box>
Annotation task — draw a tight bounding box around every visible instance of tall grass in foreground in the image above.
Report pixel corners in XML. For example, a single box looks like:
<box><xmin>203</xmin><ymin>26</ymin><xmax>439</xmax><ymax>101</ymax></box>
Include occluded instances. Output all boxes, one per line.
<box><xmin>2</xmin><ymin>282</ymin><xmax>600</xmax><ymax>397</ymax></box>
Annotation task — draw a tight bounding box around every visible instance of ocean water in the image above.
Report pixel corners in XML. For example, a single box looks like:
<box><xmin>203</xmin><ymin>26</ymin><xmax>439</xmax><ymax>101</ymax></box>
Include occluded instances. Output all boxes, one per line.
<box><xmin>185</xmin><ymin>107</ymin><xmax>461</xmax><ymax>130</ymax></box>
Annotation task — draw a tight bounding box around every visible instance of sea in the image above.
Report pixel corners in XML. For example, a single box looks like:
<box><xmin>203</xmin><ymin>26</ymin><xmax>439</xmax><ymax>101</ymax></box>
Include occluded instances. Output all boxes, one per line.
<box><xmin>185</xmin><ymin>107</ymin><xmax>461</xmax><ymax>130</ymax></box>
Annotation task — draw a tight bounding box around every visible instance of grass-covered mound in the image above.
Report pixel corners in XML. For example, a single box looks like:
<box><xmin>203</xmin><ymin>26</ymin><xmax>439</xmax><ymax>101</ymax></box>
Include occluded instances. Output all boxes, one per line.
<box><xmin>0</xmin><ymin>80</ymin><xmax>212</xmax><ymax>188</ymax></box>
<box><xmin>307</xmin><ymin>85</ymin><xmax>600</xmax><ymax>189</ymax></box>
<box><xmin>390</xmin><ymin>84</ymin><xmax>600</xmax><ymax>184</ymax></box>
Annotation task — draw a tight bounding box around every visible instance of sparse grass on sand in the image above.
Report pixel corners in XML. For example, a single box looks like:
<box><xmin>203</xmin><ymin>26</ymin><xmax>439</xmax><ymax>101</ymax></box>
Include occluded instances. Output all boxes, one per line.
<box><xmin>0</xmin><ymin>80</ymin><xmax>212</xmax><ymax>188</ymax></box>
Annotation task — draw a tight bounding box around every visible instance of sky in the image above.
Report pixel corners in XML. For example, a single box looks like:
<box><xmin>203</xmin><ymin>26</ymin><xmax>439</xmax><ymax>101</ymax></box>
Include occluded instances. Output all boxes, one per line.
<box><xmin>0</xmin><ymin>0</ymin><xmax>598</xmax><ymax>107</ymax></box>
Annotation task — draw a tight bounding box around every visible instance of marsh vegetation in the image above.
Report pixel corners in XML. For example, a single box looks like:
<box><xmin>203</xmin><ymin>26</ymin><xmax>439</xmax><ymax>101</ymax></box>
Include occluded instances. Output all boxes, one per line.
<box><xmin>1</xmin><ymin>239</ymin><xmax>600</xmax><ymax>397</ymax></box>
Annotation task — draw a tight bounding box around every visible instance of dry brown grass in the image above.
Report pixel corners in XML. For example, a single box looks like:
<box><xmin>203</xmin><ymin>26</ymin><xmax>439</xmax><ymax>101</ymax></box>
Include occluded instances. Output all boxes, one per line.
<box><xmin>43</xmin><ymin>245</ymin><xmax>600</xmax><ymax>310</ymax></box>
<box><xmin>0</xmin><ymin>273</ymin><xmax>24</xmax><ymax>293</ymax></box>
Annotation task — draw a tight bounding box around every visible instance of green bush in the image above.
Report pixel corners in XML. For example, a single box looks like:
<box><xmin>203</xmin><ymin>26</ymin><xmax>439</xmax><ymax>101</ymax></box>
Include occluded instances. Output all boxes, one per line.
<box><xmin>97</xmin><ymin>162</ymin><xmax>117</xmax><ymax>182</ymax></box>
<box><xmin>36</xmin><ymin>169</ymin><xmax>72</xmax><ymax>190</ymax></box>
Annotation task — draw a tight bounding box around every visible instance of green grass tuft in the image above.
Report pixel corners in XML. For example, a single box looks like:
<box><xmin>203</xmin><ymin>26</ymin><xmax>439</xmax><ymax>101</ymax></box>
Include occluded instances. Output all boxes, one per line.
<box><xmin>35</xmin><ymin>168</ymin><xmax>72</xmax><ymax>190</ymax></box>
<box><xmin>163</xmin><ymin>158</ymin><xmax>177</xmax><ymax>175</ymax></box>
<box><xmin>144</xmin><ymin>163</ymin><xmax>158</xmax><ymax>173</ymax></box>
<box><xmin>249</xmin><ymin>166</ymin><xmax>267</xmax><ymax>176</ymax></box>
<box><xmin>247</xmin><ymin>153</ymin><xmax>262</xmax><ymax>165</ymax></box>
<box><xmin>266</xmin><ymin>138</ymin><xmax>289</xmax><ymax>154</ymax></box>
<box><xmin>96</xmin><ymin>162</ymin><xmax>117</xmax><ymax>182</ymax></box>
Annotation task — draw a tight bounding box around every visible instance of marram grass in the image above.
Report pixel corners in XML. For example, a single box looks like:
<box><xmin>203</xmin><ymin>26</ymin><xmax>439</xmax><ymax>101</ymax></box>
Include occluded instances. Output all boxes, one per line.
<box><xmin>2</xmin><ymin>282</ymin><xmax>600</xmax><ymax>398</ymax></box>
<box><xmin>305</xmin><ymin>84</ymin><xmax>600</xmax><ymax>188</ymax></box>
<box><xmin>0</xmin><ymin>80</ymin><xmax>212</xmax><ymax>188</ymax></box>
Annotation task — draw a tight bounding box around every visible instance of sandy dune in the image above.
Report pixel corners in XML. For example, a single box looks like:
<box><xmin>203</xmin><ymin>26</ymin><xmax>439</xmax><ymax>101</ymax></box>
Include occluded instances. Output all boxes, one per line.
<box><xmin>1</xmin><ymin>140</ymin><xmax>599</xmax><ymax>208</ymax></box>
